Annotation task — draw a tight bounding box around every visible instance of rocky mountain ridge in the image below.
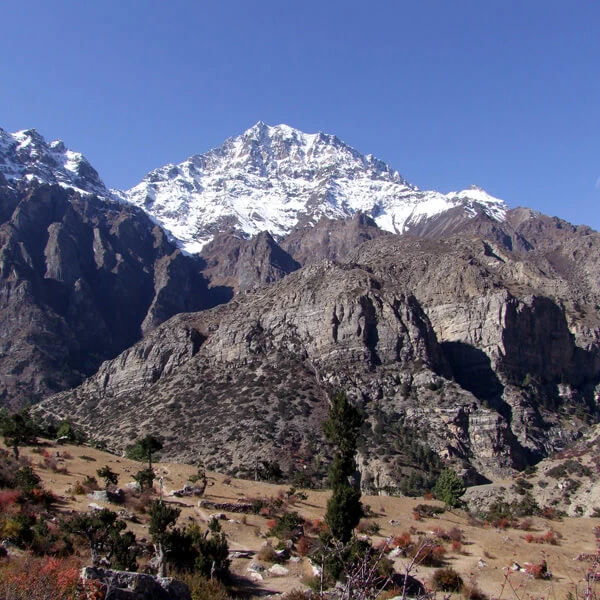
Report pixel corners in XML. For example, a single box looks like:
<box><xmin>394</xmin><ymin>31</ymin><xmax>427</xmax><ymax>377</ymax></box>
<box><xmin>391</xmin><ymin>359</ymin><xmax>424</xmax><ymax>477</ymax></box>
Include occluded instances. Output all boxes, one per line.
<box><xmin>0</xmin><ymin>127</ymin><xmax>111</xmax><ymax>198</ymax></box>
<box><xmin>0</xmin><ymin>178</ymin><xmax>226</xmax><ymax>408</ymax></box>
<box><xmin>37</xmin><ymin>224</ymin><xmax>600</xmax><ymax>489</ymax></box>
<box><xmin>2</xmin><ymin>122</ymin><xmax>600</xmax><ymax>495</ymax></box>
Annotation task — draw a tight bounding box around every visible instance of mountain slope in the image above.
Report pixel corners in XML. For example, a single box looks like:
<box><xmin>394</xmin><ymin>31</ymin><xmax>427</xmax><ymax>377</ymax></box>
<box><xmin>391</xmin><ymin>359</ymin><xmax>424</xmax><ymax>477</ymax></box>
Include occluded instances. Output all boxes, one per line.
<box><xmin>0</xmin><ymin>179</ymin><xmax>223</xmax><ymax>408</ymax></box>
<box><xmin>123</xmin><ymin>122</ymin><xmax>507</xmax><ymax>252</ymax></box>
<box><xmin>37</xmin><ymin>226</ymin><xmax>600</xmax><ymax>486</ymax></box>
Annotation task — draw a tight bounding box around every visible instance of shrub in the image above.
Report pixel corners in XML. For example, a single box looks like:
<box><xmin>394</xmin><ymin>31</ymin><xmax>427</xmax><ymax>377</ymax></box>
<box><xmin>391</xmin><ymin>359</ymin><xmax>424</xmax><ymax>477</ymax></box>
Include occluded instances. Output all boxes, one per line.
<box><xmin>0</xmin><ymin>555</ymin><xmax>95</xmax><ymax>600</ymax></box>
<box><xmin>14</xmin><ymin>466</ymin><xmax>41</xmax><ymax>492</ymax></box>
<box><xmin>0</xmin><ymin>490</ymin><xmax>20</xmax><ymax>510</ymax></box>
<box><xmin>512</xmin><ymin>477</ymin><xmax>533</xmax><ymax>495</ymax></box>
<box><xmin>542</xmin><ymin>506</ymin><xmax>556</xmax><ymax>519</ymax></box>
<box><xmin>79</xmin><ymin>455</ymin><xmax>97</xmax><ymax>462</ymax></box>
<box><xmin>296</xmin><ymin>536</ymin><xmax>311</xmax><ymax>557</ymax></box>
<box><xmin>56</xmin><ymin>421</ymin><xmax>87</xmax><ymax>444</ymax></box>
<box><xmin>133</xmin><ymin>468</ymin><xmax>155</xmax><ymax>490</ymax></box>
<box><xmin>356</xmin><ymin>519</ymin><xmax>380</xmax><ymax>535</ymax></box>
<box><xmin>82</xmin><ymin>475</ymin><xmax>99</xmax><ymax>490</ymax></box>
<box><xmin>391</xmin><ymin>532</ymin><xmax>412</xmax><ymax>550</ymax></box>
<box><xmin>492</xmin><ymin>517</ymin><xmax>510</xmax><ymax>530</ymax></box>
<box><xmin>408</xmin><ymin>538</ymin><xmax>446</xmax><ymax>567</ymax></box>
<box><xmin>542</xmin><ymin>530</ymin><xmax>558</xmax><ymax>545</ymax></box>
<box><xmin>305</xmin><ymin>518</ymin><xmax>328</xmax><ymax>535</ymax></box>
<box><xmin>257</xmin><ymin>542</ymin><xmax>280</xmax><ymax>563</ymax></box>
<box><xmin>524</xmin><ymin>530</ymin><xmax>559</xmax><ymax>545</ymax></box>
<box><xmin>176</xmin><ymin>572</ymin><xmax>232</xmax><ymax>600</ymax></box>
<box><xmin>463</xmin><ymin>581</ymin><xmax>489</xmax><ymax>600</ymax></box>
<box><xmin>547</xmin><ymin>460</ymin><xmax>591</xmax><ymax>479</ymax></box>
<box><xmin>433</xmin><ymin>469</ymin><xmax>465</xmax><ymax>507</ymax></box>
<box><xmin>413</xmin><ymin>503</ymin><xmax>445</xmax><ymax>519</ymax></box>
<box><xmin>431</xmin><ymin>567</ymin><xmax>463</xmax><ymax>592</ymax></box>
<box><xmin>524</xmin><ymin>560</ymin><xmax>550</xmax><ymax>579</ymax></box>
<box><xmin>518</xmin><ymin>518</ymin><xmax>533</xmax><ymax>531</ymax></box>
<box><xmin>270</xmin><ymin>511</ymin><xmax>303</xmax><ymax>539</ymax></box>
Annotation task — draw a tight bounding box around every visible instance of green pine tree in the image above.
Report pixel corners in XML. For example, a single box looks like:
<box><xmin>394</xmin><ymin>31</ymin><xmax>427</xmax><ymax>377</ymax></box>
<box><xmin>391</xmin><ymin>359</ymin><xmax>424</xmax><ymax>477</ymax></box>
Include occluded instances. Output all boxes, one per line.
<box><xmin>323</xmin><ymin>392</ymin><xmax>364</xmax><ymax>543</ymax></box>
<box><xmin>433</xmin><ymin>468</ymin><xmax>465</xmax><ymax>507</ymax></box>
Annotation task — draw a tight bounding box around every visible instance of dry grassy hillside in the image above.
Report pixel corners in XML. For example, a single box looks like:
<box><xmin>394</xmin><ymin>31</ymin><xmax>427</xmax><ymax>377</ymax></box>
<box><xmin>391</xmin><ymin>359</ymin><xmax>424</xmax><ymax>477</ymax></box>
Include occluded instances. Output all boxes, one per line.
<box><xmin>3</xmin><ymin>441</ymin><xmax>600</xmax><ymax>599</ymax></box>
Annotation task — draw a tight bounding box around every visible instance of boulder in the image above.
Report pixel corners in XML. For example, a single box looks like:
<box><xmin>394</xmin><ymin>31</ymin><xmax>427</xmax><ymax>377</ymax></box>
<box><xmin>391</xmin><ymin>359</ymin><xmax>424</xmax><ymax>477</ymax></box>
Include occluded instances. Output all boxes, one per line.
<box><xmin>80</xmin><ymin>566</ymin><xmax>191</xmax><ymax>600</ymax></box>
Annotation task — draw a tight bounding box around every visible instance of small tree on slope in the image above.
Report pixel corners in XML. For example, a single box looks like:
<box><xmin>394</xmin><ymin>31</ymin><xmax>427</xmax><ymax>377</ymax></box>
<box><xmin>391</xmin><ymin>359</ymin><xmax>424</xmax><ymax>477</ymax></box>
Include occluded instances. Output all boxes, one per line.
<box><xmin>433</xmin><ymin>468</ymin><xmax>465</xmax><ymax>508</ymax></box>
<box><xmin>323</xmin><ymin>392</ymin><xmax>364</xmax><ymax>544</ymax></box>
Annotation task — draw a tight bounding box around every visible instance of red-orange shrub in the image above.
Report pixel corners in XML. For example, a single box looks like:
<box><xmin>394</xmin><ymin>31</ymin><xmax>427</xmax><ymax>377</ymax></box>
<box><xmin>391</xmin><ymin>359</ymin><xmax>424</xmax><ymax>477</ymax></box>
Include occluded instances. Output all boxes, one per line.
<box><xmin>542</xmin><ymin>507</ymin><xmax>556</xmax><ymax>519</ymax></box>
<box><xmin>392</xmin><ymin>532</ymin><xmax>412</xmax><ymax>549</ymax></box>
<box><xmin>542</xmin><ymin>530</ymin><xmax>558</xmax><ymax>545</ymax></box>
<box><xmin>524</xmin><ymin>530</ymin><xmax>559</xmax><ymax>545</ymax></box>
<box><xmin>518</xmin><ymin>518</ymin><xmax>533</xmax><ymax>531</ymax></box>
<box><xmin>296</xmin><ymin>535</ymin><xmax>310</xmax><ymax>557</ymax></box>
<box><xmin>410</xmin><ymin>541</ymin><xmax>446</xmax><ymax>567</ymax></box>
<box><xmin>524</xmin><ymin>560</ymin><xmax>550</xmax><ymax>579</ymax></box>
<box><xmin>492</xmin><ymin>518</ymin><xmax>509</xmax><ymax>530</ymax></box>
<box><xmin>0</xmin><ymin>490</ymin><xmax>20</xmax><ymax>510</ymax></box>
<box><xmin>0</xmin><ymin>555</ymin><xmax>101</xmax><ymax>600</ymax></box>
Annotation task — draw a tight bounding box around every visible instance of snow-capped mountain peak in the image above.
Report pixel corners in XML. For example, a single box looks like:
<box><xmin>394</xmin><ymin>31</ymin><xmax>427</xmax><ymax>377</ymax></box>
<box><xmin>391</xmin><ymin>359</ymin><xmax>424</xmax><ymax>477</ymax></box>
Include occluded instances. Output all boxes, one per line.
<box><xmin>123</xmin><ymin>123</ymin><xmax>507</xmax><ymax>253</ymax></box>
<box><xmin>1</xmin><ymin>123</ymin><xmax>507</xmax><ymax>253</ymax></box>
<box><xmin>0</xmin><ymin>127</ymin><xmax>110</xmax><ymax>197</ymax></box>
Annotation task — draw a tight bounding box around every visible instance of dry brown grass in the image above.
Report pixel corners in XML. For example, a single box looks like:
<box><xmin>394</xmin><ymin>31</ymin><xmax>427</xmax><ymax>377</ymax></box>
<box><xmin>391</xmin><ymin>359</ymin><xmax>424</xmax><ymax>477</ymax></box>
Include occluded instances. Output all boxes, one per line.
<box><xmin>6</xmin><ymin>441</ymin><xmax>600</xmax><ymax>599</ymax></box>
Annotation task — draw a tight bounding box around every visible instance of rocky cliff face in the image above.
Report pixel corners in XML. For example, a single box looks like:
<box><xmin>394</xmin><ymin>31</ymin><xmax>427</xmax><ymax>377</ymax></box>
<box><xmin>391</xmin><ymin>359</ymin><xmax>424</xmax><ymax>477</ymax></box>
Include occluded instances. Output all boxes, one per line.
<box><xmin>0</xmin><ymin>180</ymin><xmax>220</xmax><ymax>408</ymax></box>
<box><xmin>37</xmin><ymin>223</ymin><xmax>600</xmax><ymax>486</ymax></box>
<box><xmin>199</xmin><ymin>229</ymin><xmax>300</xmax><ymax>293</ymax></box>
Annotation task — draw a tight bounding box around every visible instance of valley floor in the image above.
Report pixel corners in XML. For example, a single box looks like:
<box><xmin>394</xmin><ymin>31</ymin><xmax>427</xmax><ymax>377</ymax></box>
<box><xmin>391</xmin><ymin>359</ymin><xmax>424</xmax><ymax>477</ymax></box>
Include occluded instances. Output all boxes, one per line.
<box><xmin>5</xmin><ymin>442</ymin><xmax>600</xmax><ymax>599</ymax></box>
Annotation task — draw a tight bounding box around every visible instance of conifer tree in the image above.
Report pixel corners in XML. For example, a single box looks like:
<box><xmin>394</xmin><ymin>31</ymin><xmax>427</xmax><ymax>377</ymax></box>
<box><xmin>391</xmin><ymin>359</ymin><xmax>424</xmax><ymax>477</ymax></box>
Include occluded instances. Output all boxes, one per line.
<box><xmin>433</xmin><ymin>468</ymin><xmax>465</xmax><ymax>507</ymax></box>
<box><xmin>323</xmin><ymin>392</ymin><xmax>364</xmax><ymax>543</ymax></box>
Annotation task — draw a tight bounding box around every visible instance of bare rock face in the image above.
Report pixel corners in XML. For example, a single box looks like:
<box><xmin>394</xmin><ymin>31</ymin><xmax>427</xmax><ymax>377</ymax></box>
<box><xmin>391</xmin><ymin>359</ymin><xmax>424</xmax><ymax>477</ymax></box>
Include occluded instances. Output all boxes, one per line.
<box><xmin>199</xmin><ymin>229</ymin><xmax>300</xmax><ymax>293</ymax></box>
<box><xmin>280</xmin><ymin>212</ymin><xmax>389</xmax><ymax>265</ymax></box>
<box><xmin>33</xmin><ymin>202</ymin><xmax>600</xmax><ymax>487</ymax></box>
<box><xmin>38</xmin><ymin>256</ymin><xmax>544</xmax><ymax>484</ymax></box>
<box><xmin>81</xmin><ymin>567</ymin><xmax>192</xmax><ymax>600</ymax></box>
<box><xmin>0</xmin><ymin>181</ymin><xmax>219</xmax><ymax>408</ymax></box>
<box><xmin>351</xmin><ymin>234</ymin><xmax>600</xmax><ymax>462</ymax></box>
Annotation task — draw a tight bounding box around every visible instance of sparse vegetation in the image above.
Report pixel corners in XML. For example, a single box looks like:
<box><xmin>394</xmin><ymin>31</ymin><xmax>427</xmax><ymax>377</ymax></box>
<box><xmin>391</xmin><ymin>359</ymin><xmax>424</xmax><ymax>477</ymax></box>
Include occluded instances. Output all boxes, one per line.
<box><xmin>547</xmin><ymin>459</ymin><xmax>592</xmax><ymax>479</ymax></box>
<box><xmin>96</xmin><ymin>465</ymin><xmax>119</xmax><ymax>489</ymax></box>
<box><xmin>0</xmin><ymin>433</ymin><xmax>598</xmax><ymax>600</ymax></box>
<box><xmin>126</xmin><ymin>434</ymin><xmax>163</xmax><ymax>469</ymax></box>
<box><xmin>0</xmin><ymin>409</ymin><xmax>40</xmax><ymax>459</ymax></box>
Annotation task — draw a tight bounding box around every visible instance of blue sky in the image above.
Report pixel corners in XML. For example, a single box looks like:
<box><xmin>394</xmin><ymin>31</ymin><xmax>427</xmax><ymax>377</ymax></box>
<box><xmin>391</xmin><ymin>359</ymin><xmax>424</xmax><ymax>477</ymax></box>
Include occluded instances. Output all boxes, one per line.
<box><xmin>1</xmin><ymin>1</ymin><xmax>599</xmax><ymax>230</ymax></box>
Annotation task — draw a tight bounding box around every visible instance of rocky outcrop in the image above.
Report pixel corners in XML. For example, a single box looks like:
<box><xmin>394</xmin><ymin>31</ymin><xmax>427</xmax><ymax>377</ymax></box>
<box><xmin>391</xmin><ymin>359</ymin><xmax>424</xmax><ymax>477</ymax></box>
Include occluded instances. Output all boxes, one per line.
<box><xmin>199</xmin><ymin>229</ymin><xmax>300</xmax><ymax>293</ymax></box>
<box><xmin>281</xmin><ymin>212</ymin><xmax>389</xmax><ymax>265</ymax></box>
<box><xmin>81</xmin><ymin>567</ymin><xmax>191</xmax><ymax>600</ymax></box>
<box><xmin>38</xmin><ymin>250</ymin><xmax>573</xmax><ymax>484</ymax></box>
<box><xmin>0</xmin><ymin>181</ymin><xmax>221</xmax><ymax>408</ymax></box>
<box><xmin>33</xmin><ymin>202</ymin><xmax>600</xmax><ymax>486</ymax></box>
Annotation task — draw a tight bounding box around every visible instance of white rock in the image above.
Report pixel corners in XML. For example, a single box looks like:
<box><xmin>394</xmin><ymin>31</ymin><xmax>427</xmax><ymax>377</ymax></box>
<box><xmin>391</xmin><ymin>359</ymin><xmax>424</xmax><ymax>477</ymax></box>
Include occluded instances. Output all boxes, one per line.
<box><xmin>268</xmin><ymin>564</ymin><xmax>289</xmax><ymax>576</ymax></box>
